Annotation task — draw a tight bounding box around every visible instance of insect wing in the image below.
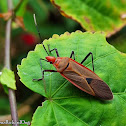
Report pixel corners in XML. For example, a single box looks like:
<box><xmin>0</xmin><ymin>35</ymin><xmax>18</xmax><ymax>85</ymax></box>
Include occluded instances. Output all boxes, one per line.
<box><xmin>61</xmin><ymin>59</ymin><xmax>113</xmax><ymax>100</ymax></box>
<box><xmin>89</xmin><ymin>79</ymin><xmax>113</xmax><ymax>100</ymax></box>
<box><xmin>61</xmin><ymin>71</ymin><xmax>95</xmax><ymax>96</ymax></box>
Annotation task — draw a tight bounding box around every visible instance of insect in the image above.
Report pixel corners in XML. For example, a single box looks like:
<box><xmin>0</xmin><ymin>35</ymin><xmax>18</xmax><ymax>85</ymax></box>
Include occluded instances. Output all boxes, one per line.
<box><xmin>33</xmin><ymin>14</ymin><xmax>113</xmax><ymax>100</ymax></box>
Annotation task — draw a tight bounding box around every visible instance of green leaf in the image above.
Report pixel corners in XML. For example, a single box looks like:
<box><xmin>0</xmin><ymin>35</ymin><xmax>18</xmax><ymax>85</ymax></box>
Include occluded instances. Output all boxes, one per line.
<box><xmin>51</xmin><ymin>0</ymin><xmax>126</xmax><ymax>37</ymax></box>
<box><xmin>17</xmin><ymin>31</ymin><xmax>126</xmax><ymax>125</ymax></box>
<box><xmin>15</xmin><ymin>0</ymin><xmax>28</xmax><ymax>16</ymax></box>
<box><xmin>0</xmin><ymin>68</ymin><xmax>16</xmax><ymax>90</ymax></box>
<box><xmin>31</xmin><ymin>96</ymin><xmax>126</xmax><ymax>126</ymax></box>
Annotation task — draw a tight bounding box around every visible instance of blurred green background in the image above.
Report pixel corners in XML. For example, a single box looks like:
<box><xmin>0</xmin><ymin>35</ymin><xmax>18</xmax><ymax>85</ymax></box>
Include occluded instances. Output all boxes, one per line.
<box><xmin>0</xmin><ymin>0</ymin><xmax>126</xmax><ymax>125</ymax></box>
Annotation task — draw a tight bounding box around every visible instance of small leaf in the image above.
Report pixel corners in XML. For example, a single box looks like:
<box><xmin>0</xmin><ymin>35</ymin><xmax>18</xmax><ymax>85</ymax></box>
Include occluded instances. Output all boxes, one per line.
<box><xmin>0</xmin><ymin>68</ymin><xmax>16</xmax><ymax>90</ymax></box>
<box><xmin>17</xmin><ymin>31</ymin><xmax>126</xmax><ymax>125</ymax></box>
<box><xmin>51</xmin><ymin>0</ymin><xmax>126</xmax><ymax>37</ymax></box>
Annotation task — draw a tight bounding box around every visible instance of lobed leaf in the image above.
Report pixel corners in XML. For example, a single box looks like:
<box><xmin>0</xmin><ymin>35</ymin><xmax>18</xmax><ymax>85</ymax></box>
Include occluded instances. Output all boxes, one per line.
<box><xmin>17</xmin><ymin>31</ymin><xmax>126</xmax><ymax>126</ymax></box>
<box><xmin>51</xmin><ymin>0</ymin><xmax>126</xmax><ymax>37</ymax></box>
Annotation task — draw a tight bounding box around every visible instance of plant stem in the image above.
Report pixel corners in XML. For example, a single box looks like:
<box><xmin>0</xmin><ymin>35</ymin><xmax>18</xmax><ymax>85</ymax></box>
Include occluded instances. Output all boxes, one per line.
<box><xmin>4</xmin><ymin>0</ymin><xmax>19</xmax><ymax>125</ymax></box>
<box><xmin>8</xmin><ymin>89</ymin><xmax>19</xmax><ymax>126</ymax></box>
<box><xmin>5</xmin><ymin>19</ymin><xmax>11</xmax><ymax>69</ymax></box>
<box><xmin>14</xmin><ymin>0</ymin><xmax>24</xmax><ymax>12</ymax></box>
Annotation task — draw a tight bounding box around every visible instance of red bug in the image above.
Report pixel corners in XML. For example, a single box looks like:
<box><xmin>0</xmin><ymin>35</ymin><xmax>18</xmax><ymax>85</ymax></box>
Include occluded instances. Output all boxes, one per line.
<box><xmin>33</xmin><ymin>15</ymin><xmax>113</xmax><ymax>100</ymax></box>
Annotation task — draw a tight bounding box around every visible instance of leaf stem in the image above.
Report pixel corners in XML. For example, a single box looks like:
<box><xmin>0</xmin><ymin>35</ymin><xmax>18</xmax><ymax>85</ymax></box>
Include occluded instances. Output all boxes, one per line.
<box><xmin>4</xmin><ymin>0</ymin><xmax>19</xmax><ymax>125</ymax></box>
<box><xmin>14</xmin><ymin>0</ymin><xmax>24</xmax><ymax>13</ymax></box>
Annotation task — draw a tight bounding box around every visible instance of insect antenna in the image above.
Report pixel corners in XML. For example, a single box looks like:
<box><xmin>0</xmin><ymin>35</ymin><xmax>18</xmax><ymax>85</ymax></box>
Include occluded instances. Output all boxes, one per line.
<box><xmin>33</xmin><ymin>14</ymin><xmax>49</xmax><ymax>56</ymax></box>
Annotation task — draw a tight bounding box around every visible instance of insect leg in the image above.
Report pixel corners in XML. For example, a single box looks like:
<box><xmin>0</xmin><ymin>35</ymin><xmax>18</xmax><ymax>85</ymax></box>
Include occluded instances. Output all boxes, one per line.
<box><xmin>33</xmin><ymin>69</ymin><xmax>57</xmax><ymax>94</ymax></box>
<box><xmin>48</xmin><ymin>44</ymin><xmax>59</xmax><ymax>57</ymax></box>
<box><xmin>81</xmin><ymin>52</ymin><xmax>94</xmax><ymax>72</ymax></box>
<box><xmin>33</xmin><ymin>58</ymin><xmax>57</xmax><ymax>81</ymax></box>
<box><xmin>33</xmin><ymin>58</ymin><xmax>57</xmax><ymax>94</ymax></box>
<box><xmin>70</xmin><ymin>51</ymin><xmax>75</xmax><ymax>60</ymax></box>
<box><xmin>33</xmin><ymin>70</ymin><xmax>57</xmax><ymax>81</ymax></box>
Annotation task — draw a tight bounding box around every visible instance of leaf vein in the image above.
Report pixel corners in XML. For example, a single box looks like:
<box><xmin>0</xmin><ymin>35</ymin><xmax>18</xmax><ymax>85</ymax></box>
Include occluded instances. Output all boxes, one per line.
<box><xmin>53</xmin><ymin>101</ymin><xmax>89</xmax><ymax>126</ymax></box>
